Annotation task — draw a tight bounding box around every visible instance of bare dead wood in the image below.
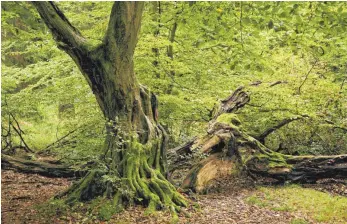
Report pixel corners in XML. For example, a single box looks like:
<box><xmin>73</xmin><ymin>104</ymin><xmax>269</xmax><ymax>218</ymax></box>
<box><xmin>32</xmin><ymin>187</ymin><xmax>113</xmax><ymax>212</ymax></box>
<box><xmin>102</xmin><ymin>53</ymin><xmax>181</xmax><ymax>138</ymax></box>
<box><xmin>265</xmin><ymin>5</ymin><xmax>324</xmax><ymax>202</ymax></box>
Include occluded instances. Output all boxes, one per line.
<box><xmin>268</xmin><ymin>80</ymin><xmax>288</xmax><ymax>87</ymax></box>
<box><xmin>249</xmin><ymin>80</ymin><xmax>262</xmax><ymax>86</ymax></box>
<box><xmin>10</xmin><ymin>122</ymin><xmax>34</xmax><ymax>153</ymax></box>
<box><xmin>2</xmin><ymin>112</ymin><xmax>35</xmax><ymax>153</ymax></box>
<box><xmin>248</xmin><ymin>154</ymin><xmax>347</xmax><ymax>183</ymax></box>
<box><xmin>168</xmin><ymin>137</ymin><xmax>197</xmax><ymax>179</ymax></box>
<box><xmin>323</xmin><ymin>120</ymin><xmax>347</xmax><ymax>133</ymax></box>
<box><xmin>212</xmin><ymin>86</ymin><xmax>250</xmax><ymax>119</ymax></box>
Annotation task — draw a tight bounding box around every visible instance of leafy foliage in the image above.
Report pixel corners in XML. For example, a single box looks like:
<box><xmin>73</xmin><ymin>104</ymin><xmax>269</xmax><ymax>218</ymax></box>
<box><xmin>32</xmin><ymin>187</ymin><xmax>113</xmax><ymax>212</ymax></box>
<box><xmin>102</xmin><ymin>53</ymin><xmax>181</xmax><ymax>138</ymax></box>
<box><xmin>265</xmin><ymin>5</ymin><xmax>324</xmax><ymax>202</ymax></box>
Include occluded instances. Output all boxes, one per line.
<box><xmin>1</xmin><ymin>2</ymin><xmax>346</xmax><ymax>165</ymax></box>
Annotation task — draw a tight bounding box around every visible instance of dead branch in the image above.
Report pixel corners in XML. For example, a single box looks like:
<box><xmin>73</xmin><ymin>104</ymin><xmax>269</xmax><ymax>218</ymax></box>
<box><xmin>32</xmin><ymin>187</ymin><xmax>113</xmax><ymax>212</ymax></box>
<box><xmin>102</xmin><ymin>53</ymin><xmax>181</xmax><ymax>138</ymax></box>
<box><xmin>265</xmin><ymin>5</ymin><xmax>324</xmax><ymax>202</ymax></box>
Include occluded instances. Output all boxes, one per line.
<box><xmin>297</xmin><ymin>59</ymin><xmax>318</xmax><ymax>95</ymax></box>
<box><xmin>38</xmin><ymin>127</ymin><xmax>79</xmax><ymax>155</ymax></box>
<box><xmin>256</xmin><ymin>115</ymin><xmax>309</xmax><ymax>144</ymax></box>
<box><xmin>212</xmin><ymin>86</ymin><xmax>250</xmax><ymax>119</ymax></box>
<box><xmin>268</xmin><ymin>80</ymin><xmax>288</xmax><ymax>87</ymax></box>
<box><xmin>10</xmin><ymin>122</ymin><xmax>34</xmax><ymax>153</ymax></box>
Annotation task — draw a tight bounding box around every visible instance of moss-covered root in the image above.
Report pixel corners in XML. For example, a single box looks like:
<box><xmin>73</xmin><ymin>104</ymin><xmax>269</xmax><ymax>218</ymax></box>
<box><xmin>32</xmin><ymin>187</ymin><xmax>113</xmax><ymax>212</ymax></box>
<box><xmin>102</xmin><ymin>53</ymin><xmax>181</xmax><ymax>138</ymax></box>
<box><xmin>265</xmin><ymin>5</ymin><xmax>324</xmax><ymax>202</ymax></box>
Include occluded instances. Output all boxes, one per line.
<box><xmin>60</xmin><ymin>170</ymin><xmax>105</xmax><ymax>205</ymax></box>
<box><xmin>57</xmin><ymin>156</ymin><xmax>187</xmax><ymax>218</ymax></box>
<box><xmin>123</xmin><ymin>154</ymin><xmax>188</xmax><ymax>215</ymax></box>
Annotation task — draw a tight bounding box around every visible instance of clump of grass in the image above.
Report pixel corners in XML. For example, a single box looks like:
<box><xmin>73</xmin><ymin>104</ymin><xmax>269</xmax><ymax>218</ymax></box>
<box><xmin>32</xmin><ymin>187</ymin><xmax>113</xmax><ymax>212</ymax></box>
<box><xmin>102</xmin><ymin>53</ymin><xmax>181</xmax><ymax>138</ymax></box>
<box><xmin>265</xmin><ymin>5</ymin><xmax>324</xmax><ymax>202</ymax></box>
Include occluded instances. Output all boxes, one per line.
<box><xmin>246</xmin><ymin>185</ymin><xmax>347</xmax><ymax>223</ymax></box>
<box><xmin>290</xmin><ymin>218</ymin><xmax>309</xmax><ymax>224</ymax></box>
<box><xmin>35</xmin><ymin>199</ymin><xmax>69</xmax><ymax>219</ymax></box>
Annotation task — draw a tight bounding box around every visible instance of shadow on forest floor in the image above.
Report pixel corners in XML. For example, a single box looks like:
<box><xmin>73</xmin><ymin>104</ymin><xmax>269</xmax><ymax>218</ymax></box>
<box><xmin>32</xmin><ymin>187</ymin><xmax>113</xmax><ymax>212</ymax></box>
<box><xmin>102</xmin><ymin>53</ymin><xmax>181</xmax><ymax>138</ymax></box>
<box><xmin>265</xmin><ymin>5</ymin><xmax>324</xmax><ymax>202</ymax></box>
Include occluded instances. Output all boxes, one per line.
<box><xmin>1</xmin><ymin>169</ymin><xmax>346</xmax><ymax>224</ymax></box>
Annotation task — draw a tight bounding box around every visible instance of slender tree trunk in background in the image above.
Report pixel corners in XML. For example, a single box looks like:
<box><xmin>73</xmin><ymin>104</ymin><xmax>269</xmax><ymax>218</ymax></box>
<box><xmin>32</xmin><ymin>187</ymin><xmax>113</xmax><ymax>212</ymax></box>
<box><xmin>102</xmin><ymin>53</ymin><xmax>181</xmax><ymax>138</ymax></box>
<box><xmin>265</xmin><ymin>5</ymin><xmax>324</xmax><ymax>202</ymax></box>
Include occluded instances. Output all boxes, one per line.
<box><xmin>151</xmin><ymin>1</ymin><xmax>161</xmax><ymax>78</ymax></box>
<box><xmin>33</xmin><ymin>1</ymin><xmax>186</xmax><ymax>212</ymax></box>
<box><xmin>167</xmin><ymin>22</ymin><xmax>177</xmax><ymax>62</ymax></box>
<box><xmin>166</xmin><ymin>2</ymin><xmax>178</xmax><ymax>94</ymax></box>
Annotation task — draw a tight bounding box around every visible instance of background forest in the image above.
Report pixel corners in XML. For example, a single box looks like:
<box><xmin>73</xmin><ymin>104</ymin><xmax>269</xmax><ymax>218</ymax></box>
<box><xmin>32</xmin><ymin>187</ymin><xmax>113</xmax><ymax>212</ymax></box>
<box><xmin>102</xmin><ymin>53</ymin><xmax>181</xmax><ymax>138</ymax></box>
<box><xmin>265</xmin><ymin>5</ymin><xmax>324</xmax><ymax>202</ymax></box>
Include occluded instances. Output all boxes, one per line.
<box><xmin>2</xmin><ymin>2</ymin><xmax>347</xmax><ymax>224</ymax></box>
<box><xmin>2</xmin><ymin>1</ymin><xmax>346</xmax><ymax>163</ymax></box>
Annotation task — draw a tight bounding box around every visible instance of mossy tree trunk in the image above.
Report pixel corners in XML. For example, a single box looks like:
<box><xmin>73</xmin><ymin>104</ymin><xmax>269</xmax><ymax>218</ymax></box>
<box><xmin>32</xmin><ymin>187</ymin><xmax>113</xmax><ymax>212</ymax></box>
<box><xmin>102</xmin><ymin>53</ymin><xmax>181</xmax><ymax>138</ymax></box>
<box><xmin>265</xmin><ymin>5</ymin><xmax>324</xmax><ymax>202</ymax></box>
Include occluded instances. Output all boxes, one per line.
<box><xmin>33</xmin><ymin>2</ymin><xmax>186</xmax><ymax>212</ymax></box>
<box><xmin>171</xmin><ymin>87</ymin><xmax>347</xmax><ymax>192</ymax></box>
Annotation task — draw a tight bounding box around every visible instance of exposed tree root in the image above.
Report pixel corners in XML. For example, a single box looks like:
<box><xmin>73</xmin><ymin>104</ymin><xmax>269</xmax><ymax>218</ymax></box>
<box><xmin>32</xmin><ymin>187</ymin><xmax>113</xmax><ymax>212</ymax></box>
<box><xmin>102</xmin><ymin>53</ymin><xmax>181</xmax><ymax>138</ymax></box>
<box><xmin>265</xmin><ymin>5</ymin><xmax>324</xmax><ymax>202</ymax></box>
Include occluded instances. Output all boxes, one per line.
<box><xmin>57</xmin><ymin>141</ymin><xmax>187</xmax><ymax>216</ymax></box>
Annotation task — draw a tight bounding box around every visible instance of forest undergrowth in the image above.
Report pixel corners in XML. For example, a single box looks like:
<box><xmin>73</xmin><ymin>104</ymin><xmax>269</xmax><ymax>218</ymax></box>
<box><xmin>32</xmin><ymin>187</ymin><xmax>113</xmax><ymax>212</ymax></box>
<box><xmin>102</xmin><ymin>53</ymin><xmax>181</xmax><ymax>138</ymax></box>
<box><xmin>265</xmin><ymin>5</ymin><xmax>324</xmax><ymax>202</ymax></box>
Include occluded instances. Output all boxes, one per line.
<box><xmin>2</xmin><ymin>166</ymin><xmax>347</xmax><ymax>224</ymax></box>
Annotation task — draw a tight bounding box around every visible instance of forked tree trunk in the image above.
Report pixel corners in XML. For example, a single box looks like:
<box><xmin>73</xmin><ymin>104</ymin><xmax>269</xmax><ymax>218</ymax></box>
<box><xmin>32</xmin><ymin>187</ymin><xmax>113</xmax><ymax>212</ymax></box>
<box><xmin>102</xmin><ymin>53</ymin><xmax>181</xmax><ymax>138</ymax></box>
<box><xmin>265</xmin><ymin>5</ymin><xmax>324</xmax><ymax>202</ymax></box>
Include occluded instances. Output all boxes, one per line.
<box><xmin>33</xmin><ymin>2</ymin><xmax>186</xmax><ymax>213</ymax></box>
<box><xmin>171</xmin><ymin>87</ymin><xmax>347</xmax><ymax>192</ymax></box>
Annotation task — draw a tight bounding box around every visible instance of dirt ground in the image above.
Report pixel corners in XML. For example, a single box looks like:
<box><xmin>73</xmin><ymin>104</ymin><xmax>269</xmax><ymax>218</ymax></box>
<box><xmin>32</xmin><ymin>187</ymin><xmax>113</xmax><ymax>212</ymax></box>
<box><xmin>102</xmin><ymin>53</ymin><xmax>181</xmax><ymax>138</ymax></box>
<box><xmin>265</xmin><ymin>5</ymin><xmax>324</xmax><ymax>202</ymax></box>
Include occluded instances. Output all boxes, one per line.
<box><xmin>2</xmin><ymin>169</ymin><xmax>343</xmax><ymax>224</ymax></box>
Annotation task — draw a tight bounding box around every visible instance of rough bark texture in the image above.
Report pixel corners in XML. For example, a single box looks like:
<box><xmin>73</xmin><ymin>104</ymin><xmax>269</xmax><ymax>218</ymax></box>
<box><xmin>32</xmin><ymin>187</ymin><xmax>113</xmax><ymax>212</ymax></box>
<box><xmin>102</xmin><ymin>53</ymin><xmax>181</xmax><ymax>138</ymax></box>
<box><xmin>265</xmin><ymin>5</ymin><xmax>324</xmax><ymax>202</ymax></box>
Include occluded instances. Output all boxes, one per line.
<box><xmin>171</xmin><ymin>87</ymin><xmax>347</xmax><ymax>192</ymax></box>
<box><xmin>33</xmin><ymin>2</ymin><xmax>186</xmax><ymax>213</ymax></box>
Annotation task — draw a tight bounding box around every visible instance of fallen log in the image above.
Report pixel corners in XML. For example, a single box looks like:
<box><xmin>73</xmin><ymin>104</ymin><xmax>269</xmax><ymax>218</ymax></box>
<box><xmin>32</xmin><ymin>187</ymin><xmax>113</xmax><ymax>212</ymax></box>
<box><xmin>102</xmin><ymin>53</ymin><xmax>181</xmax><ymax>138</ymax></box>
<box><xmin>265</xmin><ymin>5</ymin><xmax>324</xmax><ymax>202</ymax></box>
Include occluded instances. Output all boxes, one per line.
<box><xmin>1</xmin><ymin>154</ymin><xmax>81</xmax><ymax>178</ymax></box>
<box><xmin>171</xmin><ymin>87</ymin><xmax>347</xmax><ymax>192</ymax></box>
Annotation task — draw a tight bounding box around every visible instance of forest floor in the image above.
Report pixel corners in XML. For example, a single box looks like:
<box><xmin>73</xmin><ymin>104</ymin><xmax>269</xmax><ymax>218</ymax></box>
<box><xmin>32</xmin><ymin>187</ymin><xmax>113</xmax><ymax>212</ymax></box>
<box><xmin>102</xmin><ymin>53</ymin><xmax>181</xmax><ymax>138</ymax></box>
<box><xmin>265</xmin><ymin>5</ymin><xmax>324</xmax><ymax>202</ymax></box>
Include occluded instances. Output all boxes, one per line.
<box><xmin>2</xmin><ymin>169</ymin><xmax>347</xmax><ymax>224</ymax></box>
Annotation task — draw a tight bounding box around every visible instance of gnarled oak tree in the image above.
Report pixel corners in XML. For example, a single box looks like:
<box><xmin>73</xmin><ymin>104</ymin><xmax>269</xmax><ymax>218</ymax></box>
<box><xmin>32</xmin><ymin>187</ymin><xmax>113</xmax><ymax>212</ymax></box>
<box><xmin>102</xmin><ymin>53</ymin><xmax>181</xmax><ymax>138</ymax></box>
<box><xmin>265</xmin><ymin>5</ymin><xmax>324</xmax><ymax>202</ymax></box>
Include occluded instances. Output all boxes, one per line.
<box><xmin>32</xmin><ymin>1</ymin><xmax>186</xmax><ymax>212</ymax></box>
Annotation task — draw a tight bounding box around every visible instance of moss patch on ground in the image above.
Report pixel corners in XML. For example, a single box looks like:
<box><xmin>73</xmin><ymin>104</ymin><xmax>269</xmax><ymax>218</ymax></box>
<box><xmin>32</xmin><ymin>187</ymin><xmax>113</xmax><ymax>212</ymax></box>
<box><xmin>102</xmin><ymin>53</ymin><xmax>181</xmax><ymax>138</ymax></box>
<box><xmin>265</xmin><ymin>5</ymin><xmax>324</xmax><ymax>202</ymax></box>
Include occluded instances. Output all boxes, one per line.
<box><xmin>246</xmin><ymin>185</ymin><xmax>347</xmax><ymax>223</ymax></box>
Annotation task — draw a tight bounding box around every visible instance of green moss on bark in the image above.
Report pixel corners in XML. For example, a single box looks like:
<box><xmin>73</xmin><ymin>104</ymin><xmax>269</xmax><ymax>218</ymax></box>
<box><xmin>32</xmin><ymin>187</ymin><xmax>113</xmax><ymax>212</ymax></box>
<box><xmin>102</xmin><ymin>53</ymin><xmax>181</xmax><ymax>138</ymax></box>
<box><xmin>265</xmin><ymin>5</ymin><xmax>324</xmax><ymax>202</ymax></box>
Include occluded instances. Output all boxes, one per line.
<box><xmin>59</xmin><ymin>136</ymin><xmax>187</xmax><ymax>218</ymax></box>
<box><xmin>216</xmin><ymin>113</ymin><xmax>242</xmax><ymax>129</ymax></box>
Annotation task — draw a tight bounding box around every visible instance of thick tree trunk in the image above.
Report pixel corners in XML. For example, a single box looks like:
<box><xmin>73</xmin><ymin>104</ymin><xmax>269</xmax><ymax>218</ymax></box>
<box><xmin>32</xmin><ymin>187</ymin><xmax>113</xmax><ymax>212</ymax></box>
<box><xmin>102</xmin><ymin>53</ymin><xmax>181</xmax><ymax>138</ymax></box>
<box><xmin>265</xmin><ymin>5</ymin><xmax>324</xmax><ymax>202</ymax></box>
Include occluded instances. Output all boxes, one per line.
<box><xmin>171</xmin><ymin>87</ymin><xmax>347</xmax><ymax>192</ymax></box>
<box><xmin>33</xmin><ymin>2</ymin><xmax>186</xmax><ymax>213</ymax></box>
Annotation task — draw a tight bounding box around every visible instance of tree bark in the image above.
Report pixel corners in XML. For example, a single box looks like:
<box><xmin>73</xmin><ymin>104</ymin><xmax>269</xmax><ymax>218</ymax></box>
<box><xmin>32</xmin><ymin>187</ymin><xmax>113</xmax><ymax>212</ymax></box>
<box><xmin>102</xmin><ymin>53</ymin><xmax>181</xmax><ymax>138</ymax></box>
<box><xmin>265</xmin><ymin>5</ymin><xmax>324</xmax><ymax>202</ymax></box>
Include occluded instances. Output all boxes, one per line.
<box><xmin>33</xmin><ymin>2</ymin><xmax>186</xmax><ymax>213</ymax></box>
<box><xmin>171</xmin><ymin>87</ymin><xmax>347</xmax><ymax>192</ymax></box>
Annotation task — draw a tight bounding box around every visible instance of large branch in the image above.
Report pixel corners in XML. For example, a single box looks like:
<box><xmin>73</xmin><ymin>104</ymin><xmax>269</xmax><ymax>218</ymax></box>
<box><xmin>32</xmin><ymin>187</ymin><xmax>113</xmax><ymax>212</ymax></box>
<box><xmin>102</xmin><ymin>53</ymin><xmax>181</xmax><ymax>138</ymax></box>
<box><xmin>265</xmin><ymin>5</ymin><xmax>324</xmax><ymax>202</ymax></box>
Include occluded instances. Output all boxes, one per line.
<box><xmin>32</xmin><ymin>2</ymin><xmax>89</xmax><ymax>53</ymax></box>
<box><xmin>104</xmin><ymin>2</ymin><xmax>144</xmax><ymax>57</ymax></box>
<box><xmin>32</xmin><ymin>1</ymin><xmax>102</xmax><ymax>95</ymax></box>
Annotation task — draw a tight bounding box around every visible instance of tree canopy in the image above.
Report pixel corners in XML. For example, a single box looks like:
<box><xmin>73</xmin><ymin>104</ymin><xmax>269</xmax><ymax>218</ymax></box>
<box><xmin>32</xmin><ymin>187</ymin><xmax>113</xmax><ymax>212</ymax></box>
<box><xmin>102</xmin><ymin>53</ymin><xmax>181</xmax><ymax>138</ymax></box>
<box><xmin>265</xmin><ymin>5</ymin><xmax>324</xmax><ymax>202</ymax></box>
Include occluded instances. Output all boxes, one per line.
<box><xmin>2</xmin><ymin>1</ymin><xmax>346</xmax><ymax>157</ymax></box>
